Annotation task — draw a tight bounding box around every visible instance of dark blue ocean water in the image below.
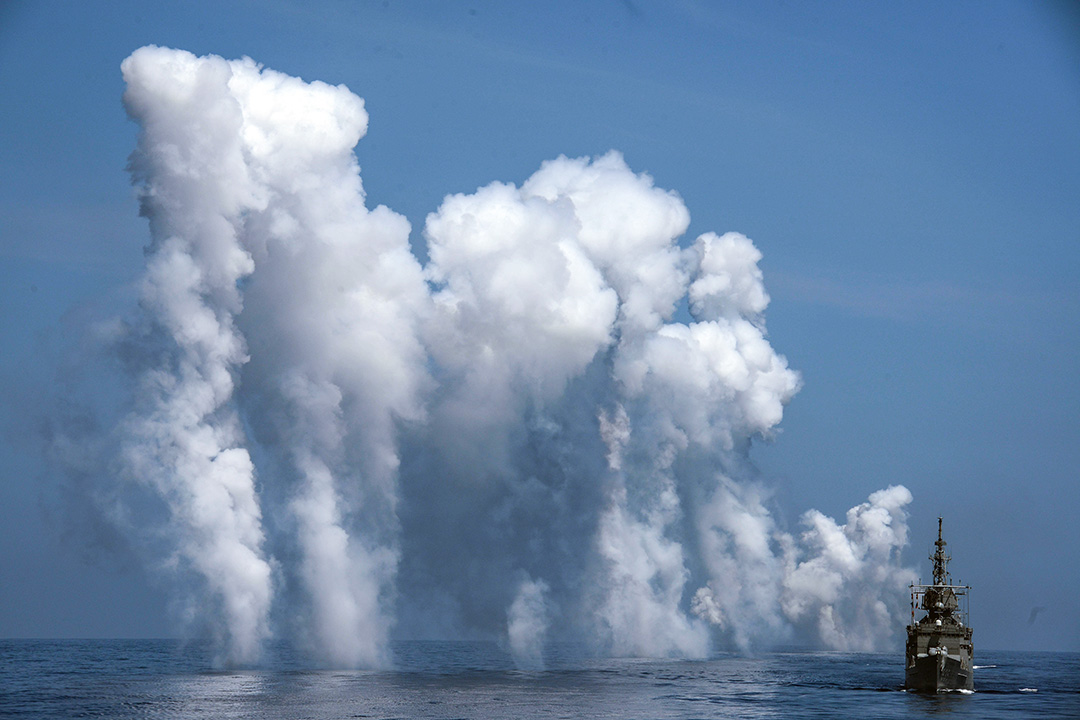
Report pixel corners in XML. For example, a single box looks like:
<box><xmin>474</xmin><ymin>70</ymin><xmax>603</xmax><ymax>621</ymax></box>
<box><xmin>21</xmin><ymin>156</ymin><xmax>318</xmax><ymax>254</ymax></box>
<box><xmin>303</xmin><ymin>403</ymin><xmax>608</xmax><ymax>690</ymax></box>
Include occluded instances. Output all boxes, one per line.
<box><xmin>1</xmin><ymin>640</ymin><xmax>1076</xmax><ymax>719</ymax></box>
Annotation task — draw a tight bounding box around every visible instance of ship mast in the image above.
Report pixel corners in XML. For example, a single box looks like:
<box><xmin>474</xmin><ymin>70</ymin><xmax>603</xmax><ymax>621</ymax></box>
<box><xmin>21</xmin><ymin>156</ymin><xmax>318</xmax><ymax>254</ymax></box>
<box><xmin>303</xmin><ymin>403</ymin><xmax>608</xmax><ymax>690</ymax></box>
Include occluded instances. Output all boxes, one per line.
<box><xmin>931</xmin><ymin>516</ymin><xmax>950</xmax><ymax>586</ymax></box>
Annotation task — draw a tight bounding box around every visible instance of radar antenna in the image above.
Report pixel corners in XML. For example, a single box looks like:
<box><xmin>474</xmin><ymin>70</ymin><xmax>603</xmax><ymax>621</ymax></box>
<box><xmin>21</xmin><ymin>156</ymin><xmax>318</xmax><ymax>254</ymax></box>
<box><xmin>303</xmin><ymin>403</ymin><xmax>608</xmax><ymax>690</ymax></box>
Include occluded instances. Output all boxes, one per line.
<box><xmin>931</xmin><ymin>516</ymin><xmax>951</xmax><ymax>586</ymax></box>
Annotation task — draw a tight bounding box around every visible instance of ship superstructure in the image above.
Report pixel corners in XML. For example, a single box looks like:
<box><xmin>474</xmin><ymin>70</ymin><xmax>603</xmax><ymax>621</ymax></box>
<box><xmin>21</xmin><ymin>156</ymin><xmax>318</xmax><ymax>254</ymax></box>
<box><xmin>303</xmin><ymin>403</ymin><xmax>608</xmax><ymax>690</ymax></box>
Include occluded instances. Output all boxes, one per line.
<box><xmin>904</xmin><ymin>517</ymin><xmax>974</xmax><ymax>691</ymax></box>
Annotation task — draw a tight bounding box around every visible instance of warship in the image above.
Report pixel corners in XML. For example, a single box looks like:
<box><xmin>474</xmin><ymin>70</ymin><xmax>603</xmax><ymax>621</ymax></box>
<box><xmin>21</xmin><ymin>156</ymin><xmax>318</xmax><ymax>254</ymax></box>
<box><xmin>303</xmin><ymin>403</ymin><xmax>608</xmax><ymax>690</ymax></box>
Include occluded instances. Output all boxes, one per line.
<box><xmin>904</xmin><ymin>517</ymin><xmax>974</xmax><ymax>691</ymax></box>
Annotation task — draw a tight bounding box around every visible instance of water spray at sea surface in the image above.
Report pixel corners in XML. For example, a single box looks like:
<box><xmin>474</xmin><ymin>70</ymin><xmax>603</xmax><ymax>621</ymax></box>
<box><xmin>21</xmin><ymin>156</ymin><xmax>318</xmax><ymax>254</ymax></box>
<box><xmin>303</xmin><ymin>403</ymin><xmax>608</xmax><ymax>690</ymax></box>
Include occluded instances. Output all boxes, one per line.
<box><xmin>103</xmin><ymin>46</ymin><xmax>916</xmax><ymax>667</ymax></box>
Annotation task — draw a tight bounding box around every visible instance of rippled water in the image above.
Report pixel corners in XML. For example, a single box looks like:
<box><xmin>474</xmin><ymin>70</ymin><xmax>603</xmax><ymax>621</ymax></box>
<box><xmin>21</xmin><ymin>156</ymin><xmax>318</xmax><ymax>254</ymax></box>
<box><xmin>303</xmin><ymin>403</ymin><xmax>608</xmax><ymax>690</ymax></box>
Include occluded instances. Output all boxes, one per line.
<box><xmin>1</xmin><ymin>640</ymin><xmax>1076</xmax><ymax>719</ymax></box>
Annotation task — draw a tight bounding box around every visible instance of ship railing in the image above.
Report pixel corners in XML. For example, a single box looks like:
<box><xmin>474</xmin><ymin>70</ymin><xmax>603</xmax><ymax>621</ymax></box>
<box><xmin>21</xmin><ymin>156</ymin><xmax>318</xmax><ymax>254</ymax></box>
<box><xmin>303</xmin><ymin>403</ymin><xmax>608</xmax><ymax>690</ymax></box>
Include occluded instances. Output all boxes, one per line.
<box><xmin>908</xmin><ymin>582</ymin><xmax>971</xmax><ymax>628</ymax></box>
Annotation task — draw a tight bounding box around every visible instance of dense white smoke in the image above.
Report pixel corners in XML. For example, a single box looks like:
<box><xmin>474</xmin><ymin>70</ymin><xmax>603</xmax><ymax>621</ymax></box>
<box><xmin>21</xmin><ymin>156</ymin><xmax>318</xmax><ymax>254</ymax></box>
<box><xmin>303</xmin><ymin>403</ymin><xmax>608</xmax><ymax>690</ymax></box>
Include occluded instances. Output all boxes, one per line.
<box><xmin>120</xmin><ymin>46</ymin><xmax>427</xmax><ymax>667</ymax></box>
<box><xmin>105</xmin><ymin>46</ymin><xmax>917</xmax><ymax>668</ymax></box>
<box><xmin>781</xmin><ymin>484</ymin><xmax>917</xmax><ymax>651</ymax></box>
<box><xmin>119</xmin><ymin>49</ymin><xmax>273</xmax><ymax>665</ymax></box>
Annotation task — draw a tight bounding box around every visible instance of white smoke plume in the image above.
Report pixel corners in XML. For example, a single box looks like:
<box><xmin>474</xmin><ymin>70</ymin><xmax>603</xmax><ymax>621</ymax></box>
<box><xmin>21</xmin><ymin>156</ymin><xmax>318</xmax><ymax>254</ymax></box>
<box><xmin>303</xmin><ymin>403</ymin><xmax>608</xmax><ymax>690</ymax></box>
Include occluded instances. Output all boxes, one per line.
<box><xmin>507</xmin><ymin>577</ymin><xmax>550</xmax><ymax>670</ymax></box>
<box><xmin>780</xmin><ymin>484</ymin><xmax>918</xmax><ymax>650</ymax></box>
<box><xmin>119</xmin><ymin>48</ymin><xmax>273</xmax><ymax>665</ymax></box>
<box><xmin>119</xmin><ymin>46</ymin><xmax>427</xmax><ymax>667</ymax></box>
<box><xmin>225</xmin><ymin>53</ymin><xmax>429</xmax><ymax>668</ymax></box>
<box><xmin>98</xmin><ymin>46</ymin><xmax>917</xmax><ymax>667</ymax></box>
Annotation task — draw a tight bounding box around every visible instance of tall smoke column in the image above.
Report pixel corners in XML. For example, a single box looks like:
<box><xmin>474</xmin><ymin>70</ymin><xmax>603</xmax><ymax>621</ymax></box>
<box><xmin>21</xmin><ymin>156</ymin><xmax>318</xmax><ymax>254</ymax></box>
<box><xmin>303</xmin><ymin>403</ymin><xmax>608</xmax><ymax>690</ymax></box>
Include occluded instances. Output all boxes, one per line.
<box><xmin>119</xmin><ymin>46</ymin><xmax>430</xmax><ymax>667</ymax></box>
<box><xmin>519</xmin><ymin>154</ymin><xmax>717</xmax><ymax>657</ymax></box>
<box><xmin>416</xmin><ymin>162</ymin><xmax>624</xmax><ymax>663</ymax></box>
<box><xmin>228</xmin><ymin>55</ymin><xmax>429</xmax><ymax>668</ymax></box>
<box><xmin>119</xmin><ymin>47</ymin><xmax>273</xmax><ymax>664</ymax></box>
<box><xmin>647</xmin><ymin>230</ymin><xmax>803</xmax><ymax>651</ymax></box>
<box><xmin>110</xmin><ymin>46</ymin><xmax>919</xmax><ymax>665</ymax></box>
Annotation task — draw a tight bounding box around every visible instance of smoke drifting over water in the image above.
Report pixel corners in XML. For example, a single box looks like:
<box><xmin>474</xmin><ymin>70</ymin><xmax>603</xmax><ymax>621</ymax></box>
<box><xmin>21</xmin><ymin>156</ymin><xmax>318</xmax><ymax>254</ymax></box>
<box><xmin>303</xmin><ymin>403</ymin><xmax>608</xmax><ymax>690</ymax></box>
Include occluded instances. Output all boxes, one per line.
<box><xmin>101</xmin><ymin>46</ymin><xmax>916</xmax><ymax>667</ymax></box>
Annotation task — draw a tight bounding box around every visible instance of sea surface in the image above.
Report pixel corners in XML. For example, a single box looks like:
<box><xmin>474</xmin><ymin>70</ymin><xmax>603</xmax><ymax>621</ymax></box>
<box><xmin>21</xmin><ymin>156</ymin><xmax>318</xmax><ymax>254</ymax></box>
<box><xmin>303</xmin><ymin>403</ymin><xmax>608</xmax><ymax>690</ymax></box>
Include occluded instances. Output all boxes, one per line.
<box><xmin>1</xmin><ymin>640</ymin><xmax>1076</xmax><ymax>719</ymax></box>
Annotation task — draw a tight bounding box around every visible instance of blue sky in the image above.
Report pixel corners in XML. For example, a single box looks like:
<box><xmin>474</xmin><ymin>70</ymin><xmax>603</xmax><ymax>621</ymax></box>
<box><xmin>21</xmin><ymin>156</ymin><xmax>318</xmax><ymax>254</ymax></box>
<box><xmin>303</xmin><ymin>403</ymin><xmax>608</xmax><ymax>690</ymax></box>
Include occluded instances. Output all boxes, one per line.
<box><xmin>1</xmin><ymin>1</ymin><xmax>1078</xmax><ymax>652</ymax></box>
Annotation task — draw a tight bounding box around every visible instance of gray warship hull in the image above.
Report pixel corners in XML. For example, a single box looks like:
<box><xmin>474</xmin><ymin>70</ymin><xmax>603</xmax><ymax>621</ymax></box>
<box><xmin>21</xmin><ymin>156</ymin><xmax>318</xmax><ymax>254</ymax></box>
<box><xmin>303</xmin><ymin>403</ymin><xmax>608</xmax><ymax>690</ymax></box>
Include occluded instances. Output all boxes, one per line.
<box><xmin>903</xmin><ymin>518</ymin><xmax>974</xmax><ymax>692</ymax></box>
<box><xmin>904</xmin><ymin>625</ymin><xmax>974</xmax><ymax>691</ymax></box>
